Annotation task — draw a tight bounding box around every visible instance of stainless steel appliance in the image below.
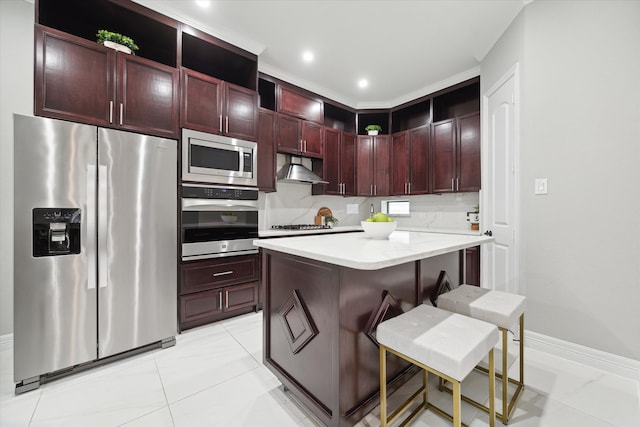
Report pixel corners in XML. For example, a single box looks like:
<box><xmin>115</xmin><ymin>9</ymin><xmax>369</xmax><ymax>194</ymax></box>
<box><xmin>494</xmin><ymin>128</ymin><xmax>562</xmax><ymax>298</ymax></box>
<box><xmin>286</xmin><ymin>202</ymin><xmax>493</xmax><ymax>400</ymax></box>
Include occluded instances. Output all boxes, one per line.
<box><xmin>271</xmin><ymin>224</ymin><xmax>331</xmax><ymax>231</ymax></box>
<box><xmin>13</xmin><ymin>114</ymin><xmax>177</xmax><ymax>394</ymax></box>
<box><xmin>182</xmin><ymin>128</ymin><xmax>257</xmax><ymax>187</ymax></box>
<box><xmin>181</xmin><ymin>184</ymin><xmax>258</xmax><ymax>260</ymax></box>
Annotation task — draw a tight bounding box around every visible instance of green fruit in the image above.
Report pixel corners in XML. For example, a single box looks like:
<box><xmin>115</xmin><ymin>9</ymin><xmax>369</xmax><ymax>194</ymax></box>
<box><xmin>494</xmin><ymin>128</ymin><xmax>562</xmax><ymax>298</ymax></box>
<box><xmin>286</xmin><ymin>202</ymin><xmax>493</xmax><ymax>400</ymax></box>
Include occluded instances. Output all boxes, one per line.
<box><xmin>387</xmin><ymin>217</ymin><xmax>394</xmax><ymax>222</ymax></box>
<box><xmin>372</xmin><ymin>212</ymin><xmax>389</xmax><ymax>222</ymax></box>
<box><xmin>364</xmin><ymin>218</ymin><xmax>373</xmax><ymax>222</ymax></box>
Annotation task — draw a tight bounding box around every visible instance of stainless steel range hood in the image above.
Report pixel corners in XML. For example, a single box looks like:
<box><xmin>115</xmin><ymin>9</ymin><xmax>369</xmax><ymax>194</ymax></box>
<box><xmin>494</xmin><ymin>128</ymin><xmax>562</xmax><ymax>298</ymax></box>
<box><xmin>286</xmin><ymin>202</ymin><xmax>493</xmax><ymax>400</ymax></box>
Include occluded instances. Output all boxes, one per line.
<box><xmin>277</xmin><ymin>156</ymin><xmax>328</xmax><ymax>184</ymax></box>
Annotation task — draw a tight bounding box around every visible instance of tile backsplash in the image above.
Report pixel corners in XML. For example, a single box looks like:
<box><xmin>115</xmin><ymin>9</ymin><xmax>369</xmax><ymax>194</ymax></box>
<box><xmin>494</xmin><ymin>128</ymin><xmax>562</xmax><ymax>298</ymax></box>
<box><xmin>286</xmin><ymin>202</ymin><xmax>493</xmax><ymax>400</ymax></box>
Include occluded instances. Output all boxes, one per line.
<box><xmin>259</xmin><ymin>180</ymin><xmax>480</xmax><ymax>232</ymax></box>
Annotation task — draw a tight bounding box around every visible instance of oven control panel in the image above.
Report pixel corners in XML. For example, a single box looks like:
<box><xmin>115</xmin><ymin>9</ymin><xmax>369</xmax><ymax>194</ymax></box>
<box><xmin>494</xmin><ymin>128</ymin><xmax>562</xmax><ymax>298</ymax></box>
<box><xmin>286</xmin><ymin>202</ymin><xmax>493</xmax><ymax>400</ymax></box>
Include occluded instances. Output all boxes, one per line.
<box><xmin>182</xmin><ymin>185</ymin><xmax>258</xmax><ymax>201</ymax></box>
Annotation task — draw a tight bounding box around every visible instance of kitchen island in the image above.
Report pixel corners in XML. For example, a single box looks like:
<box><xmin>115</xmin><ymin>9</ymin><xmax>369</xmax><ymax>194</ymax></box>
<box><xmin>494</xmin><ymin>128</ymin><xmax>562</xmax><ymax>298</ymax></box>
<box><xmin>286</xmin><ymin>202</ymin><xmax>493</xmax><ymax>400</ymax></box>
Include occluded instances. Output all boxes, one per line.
<box><xmin>254</xmin><ymin>231</ymin><xmax>492</xmax><ymax>427</ymax></box>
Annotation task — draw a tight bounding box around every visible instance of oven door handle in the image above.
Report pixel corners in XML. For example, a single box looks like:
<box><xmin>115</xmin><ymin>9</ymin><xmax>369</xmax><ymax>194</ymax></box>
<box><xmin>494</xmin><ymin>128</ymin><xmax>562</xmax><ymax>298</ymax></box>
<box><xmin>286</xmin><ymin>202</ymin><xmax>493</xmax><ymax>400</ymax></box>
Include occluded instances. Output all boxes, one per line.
<box><xmin>182</xmin><ymin>199</ymin><xmax>258</xmax><ymax>211</ymax></box>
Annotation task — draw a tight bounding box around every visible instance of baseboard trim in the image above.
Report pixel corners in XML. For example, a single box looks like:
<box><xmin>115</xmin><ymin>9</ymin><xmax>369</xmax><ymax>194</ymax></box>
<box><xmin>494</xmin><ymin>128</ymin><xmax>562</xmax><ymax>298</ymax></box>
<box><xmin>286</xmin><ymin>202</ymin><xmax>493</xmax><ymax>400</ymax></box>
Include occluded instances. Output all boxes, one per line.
<box><xmin>525</xmin><ymin>330</ymin><xmax>640</xmax><ymax>381</ymax></box>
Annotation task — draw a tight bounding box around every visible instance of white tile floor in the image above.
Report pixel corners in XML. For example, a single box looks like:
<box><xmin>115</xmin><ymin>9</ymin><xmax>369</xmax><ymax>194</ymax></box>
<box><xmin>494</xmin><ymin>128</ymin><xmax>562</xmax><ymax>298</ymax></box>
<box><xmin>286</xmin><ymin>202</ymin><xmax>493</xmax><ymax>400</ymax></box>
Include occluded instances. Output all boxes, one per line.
<box><xmin>1</xmin><ymin>312</ymin><xmax>638</xmax><ymax>426</ymax></box>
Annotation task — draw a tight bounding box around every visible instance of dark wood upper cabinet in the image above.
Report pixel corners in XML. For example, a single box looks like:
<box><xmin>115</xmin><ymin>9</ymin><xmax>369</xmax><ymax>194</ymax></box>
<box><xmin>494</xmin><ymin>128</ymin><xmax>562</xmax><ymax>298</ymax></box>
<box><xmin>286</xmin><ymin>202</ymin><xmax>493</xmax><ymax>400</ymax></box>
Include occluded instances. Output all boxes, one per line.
<box><xmin>225</xmin><ymin>84</ymin><xmax>259</xmax><ymax>140</ymax></box>
<box><xmin>431</xmin><ymin>112</ymin><xmax>480</xmax><ymax>193</ymax></box>
<box><xmin>431</xmin><ymin>119</ymin><xmax>457</xmax><ymax>193</ymax></box>
<box><xmin>392</xmin><ymin>125</ymin><xmax>429</xmax><ymax>195</ymax></box>
<box><xmin>35</xmin><ymin>25</ymin><xmax>115</xmax><ymax>127</ymax></box>
<box><xmin>258</xmin><ymin>109</ymin><xmax>277</xmax><ymax>192</ymax></box>
<box><xmin>457</xmin><ymin>112</ymin><xmax>481</xmax><ymax>192</ymax></box>
<box><xmin>391</xmin><ymin>131</ymin><xmax>410</xmax><ymax>195</ymax></box>
<box><xmin>278</xmin><ymin>86</ymin><xmax>323</xmax><ymax>123</ymax></box>
<box><xmin>35</xmin><ymin>25</ymin><xmax>178</xmax><ymax>138</ymax></box>
<box><xmin>356</xmin><ymin>135</ymin><xmax>390</xmax><ymax>196</ymax></box>
<box><xmin>276</xmin><ymin>114</ymin><xmax>323</xmax><ymax>158</ymax></box>
<box><xmin>180</xmin><ymin>68</ymin><xmax>258</xmax><ymax>141</ymax></box>
<box><xmin>180</xmin><ymin>69</ymin><xmax>222</xmax><ymax>132</ymax></box>
<box><xmin>341</xmin><ymin>132</ymin><xmax>357</xmax><ymax>196</ymax></box>
<box><xmin>322</xmin><ymin>129</ymin><xmax>356</xmax><ymax>196</ymax></box>
<box><xmin>408</xmin><ymin>125</ymin><xmax>430</xmax><ymax>194</ymax></box>
<box><xmin>117</xmin><ymin>53</ymin><xmax>178</xmax><ymax>138</ymax></box>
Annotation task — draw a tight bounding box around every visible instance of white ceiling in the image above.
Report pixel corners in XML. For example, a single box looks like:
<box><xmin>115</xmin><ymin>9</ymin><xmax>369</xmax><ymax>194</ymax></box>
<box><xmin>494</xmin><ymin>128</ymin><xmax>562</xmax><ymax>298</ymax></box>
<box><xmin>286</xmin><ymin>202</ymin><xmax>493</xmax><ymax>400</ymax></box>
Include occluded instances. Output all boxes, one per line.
<box><xmin>134</xmin><ymin>0</ymin><xmax>526</xmax><ymax>109</ymax></box>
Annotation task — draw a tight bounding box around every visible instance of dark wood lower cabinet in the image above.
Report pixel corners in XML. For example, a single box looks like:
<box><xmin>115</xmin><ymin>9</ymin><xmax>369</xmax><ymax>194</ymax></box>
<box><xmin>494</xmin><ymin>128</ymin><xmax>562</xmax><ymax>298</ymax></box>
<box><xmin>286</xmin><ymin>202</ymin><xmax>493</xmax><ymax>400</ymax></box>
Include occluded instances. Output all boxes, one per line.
<box><xmin>179</xmin><ymin>255</ymin><xmax>259</xmax><ymax>331</ymax></box>
<box><xmin>464</xmin><ymin>245</ymin><xmax>481</xmax><ymax>286</ymax></box>
<box><xmin>261</xmin><ymin>249</ymin><xmax>460</xmax><ymax>426</ymax></box>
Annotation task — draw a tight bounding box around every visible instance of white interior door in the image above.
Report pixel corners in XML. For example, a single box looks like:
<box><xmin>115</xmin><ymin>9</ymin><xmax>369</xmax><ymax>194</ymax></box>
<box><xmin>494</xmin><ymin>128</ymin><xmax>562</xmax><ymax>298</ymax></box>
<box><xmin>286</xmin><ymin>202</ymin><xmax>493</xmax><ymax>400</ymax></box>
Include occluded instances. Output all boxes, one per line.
<box><xmin>482</xmin><ymin>64</ymin><xmax>519</xmax><ymax>293</ymax></box>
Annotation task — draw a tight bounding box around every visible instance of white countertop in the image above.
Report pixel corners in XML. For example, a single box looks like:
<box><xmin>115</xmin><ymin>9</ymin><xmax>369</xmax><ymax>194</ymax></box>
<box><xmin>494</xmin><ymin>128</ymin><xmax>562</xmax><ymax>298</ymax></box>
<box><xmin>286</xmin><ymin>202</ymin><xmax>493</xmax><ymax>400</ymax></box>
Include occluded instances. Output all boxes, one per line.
<box><xmin>258</xmin><ymin>225</ymin><xmax>481</xmax><ymax>238</ymax></box>
<box><xmin>258</xmin><ymin>225</ymin><xmax>362</xmax><ymax>238</ymax></box>
<box><xmin>254</xmin><ymin>230</ymin><xmax>493</xmax><ymax>270</ymax></box>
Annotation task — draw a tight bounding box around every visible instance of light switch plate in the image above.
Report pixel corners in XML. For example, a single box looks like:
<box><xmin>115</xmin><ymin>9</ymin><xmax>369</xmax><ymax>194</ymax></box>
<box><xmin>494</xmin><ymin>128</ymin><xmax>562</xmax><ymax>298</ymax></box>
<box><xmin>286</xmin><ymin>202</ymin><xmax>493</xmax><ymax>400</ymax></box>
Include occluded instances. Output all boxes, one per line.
<box><xmin>346</xmin><ymin>204</ymin><xmax>359</xmax><ymax>214</ymax></box>
<box><xmin>535</xmin><ymin>178</ymin><xmax>548</xmax><ymax>195</ymax></box>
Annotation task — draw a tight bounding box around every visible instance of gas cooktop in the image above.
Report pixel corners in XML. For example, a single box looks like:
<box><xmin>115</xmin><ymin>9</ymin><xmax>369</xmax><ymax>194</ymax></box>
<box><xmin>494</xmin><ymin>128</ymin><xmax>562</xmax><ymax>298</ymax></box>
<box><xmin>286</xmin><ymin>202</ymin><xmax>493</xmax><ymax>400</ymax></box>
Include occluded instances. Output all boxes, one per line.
<box><xmin>271</xmin><ymin>224</ymin><xmax>332</xmax><ymax>230</ymax></box>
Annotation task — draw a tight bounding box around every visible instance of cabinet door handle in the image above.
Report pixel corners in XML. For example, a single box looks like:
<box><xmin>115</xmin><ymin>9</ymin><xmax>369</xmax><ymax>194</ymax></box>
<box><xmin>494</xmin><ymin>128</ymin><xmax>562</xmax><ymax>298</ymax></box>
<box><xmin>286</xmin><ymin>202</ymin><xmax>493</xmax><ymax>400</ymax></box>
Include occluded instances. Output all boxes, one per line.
<box><xmin>225</xmin><ymin>291</ymin><xmax>229</xmax><ymax>309</ymax></box>
<box><xmin>451</xmin><ymin>178</ymin><xmax>455</xmax><ymax>191</ymax></box>
<box><xmin>108</xmin><ymin>101</ymin><xmax>113</xmax><ymax>124</ymax></box>
<box><xmin>119</xmin><ymin>103</ymin><xmax>123</xmax><ymax>126</ymax></box>
<box><xmin>299</xmin><ymin>139</ymin><xmax>303</xmax><ymax>152</ymax></box>
<box><xmin>213</xmin><ymin>270</ymin><xmax>234</xmax><ymax>277</ymax></box>
<box><xmin>303</xmin><ymin>140</ymin><xmax>307</xmax><ymax>152</ymax></box>
<box><xmin>219</xmin><ymin>115</ymin><xmax>223</xmax><ymax>133</ymax></box>
<box><xmin>408</xmin><ymin>182</ymin><xmax>411</xmax><ymax>194</ymax></box>
<box><xmin>219</xmin><ymin>292</ymin><xmax>222</xmax><ymax>310</ymax></box>
<box><xmin>370</xmin><ymin>184</ymin><xmax>373</xmax><ymax>196</ymax></box>
<box><xmin>374</xmin><ymin>184</ymin><xmax>377</xmax><ymax>196</ymax></box>
<box><xmin>225</xmin><ymin>116</ymin><xmax>229</xmax><ymax>133</ymax></box>
<box><xmin>456</xmin><ymin>177</ymin><xmax>460</xmax><ymax>191</ymax></box>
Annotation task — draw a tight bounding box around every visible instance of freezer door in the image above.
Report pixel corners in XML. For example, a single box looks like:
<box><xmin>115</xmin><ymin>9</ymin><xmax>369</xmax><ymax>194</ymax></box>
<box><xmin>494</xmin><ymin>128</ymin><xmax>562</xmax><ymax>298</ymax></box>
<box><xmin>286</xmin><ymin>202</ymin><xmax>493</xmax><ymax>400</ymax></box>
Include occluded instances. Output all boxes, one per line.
<box><xmin>13</xmin><ymin>114</ymin><xmax>98</xmax><ymax>382</ymax></box>
<box><xmin>97</xmin><ymin>129</ymin><xmax>177</xmax><ymax>358</ymax></box>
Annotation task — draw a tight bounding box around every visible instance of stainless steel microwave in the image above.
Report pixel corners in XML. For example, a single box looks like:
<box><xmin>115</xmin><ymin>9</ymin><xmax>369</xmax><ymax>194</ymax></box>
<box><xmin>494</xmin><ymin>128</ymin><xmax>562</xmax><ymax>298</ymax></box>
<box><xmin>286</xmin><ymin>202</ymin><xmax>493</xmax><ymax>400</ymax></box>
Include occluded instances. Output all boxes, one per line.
<box><xmin>182</xmin><ymin>128</ymin><xmax>258</xmax><ymax>187</ymax></box>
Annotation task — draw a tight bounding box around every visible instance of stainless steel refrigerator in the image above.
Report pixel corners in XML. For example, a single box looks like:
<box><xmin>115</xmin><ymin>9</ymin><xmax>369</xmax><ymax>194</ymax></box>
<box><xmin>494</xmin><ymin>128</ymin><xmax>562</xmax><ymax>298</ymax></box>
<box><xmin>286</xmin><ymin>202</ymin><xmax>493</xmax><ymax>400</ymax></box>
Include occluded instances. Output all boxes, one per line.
<box><xmin>13</xmin><ymin>114</ymin><xmax>177</xmax><ymax>393</ymax></box>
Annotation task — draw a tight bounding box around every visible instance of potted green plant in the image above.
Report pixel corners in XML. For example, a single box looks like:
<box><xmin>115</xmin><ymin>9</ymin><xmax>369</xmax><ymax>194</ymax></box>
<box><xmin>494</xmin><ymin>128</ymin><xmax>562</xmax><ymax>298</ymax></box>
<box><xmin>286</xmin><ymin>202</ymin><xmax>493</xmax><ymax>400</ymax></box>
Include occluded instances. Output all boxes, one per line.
<box><xmin>365</xmin><ymin>124</ymin><xmax>382</xmax><ymax>136</ymax></box>
<box><xmin>96</xmin><ymin>30</ymin><xmax>139</xmax><ymax>55</ymax></box>
<box><xmin>467</xmin><ymin>205</ymin><xmax>480</xmax><ymax>230</ymax></box>
<box><xmin>324</xmin><ymin>215</ymin><xmax>339</xmax><ymax>228</ymax></box>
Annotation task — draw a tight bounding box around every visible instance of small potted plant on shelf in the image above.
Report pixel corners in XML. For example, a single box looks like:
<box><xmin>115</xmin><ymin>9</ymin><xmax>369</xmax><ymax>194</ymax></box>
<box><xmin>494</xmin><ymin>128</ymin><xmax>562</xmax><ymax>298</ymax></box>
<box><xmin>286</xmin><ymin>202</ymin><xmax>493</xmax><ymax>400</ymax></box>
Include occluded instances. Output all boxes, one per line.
<box><xmin>97</xmin><ymin>30</ymin><xmax>139</xmax><ymax>55</ymax></box>
<box><xmin>365</xmin><ymin>124</ymin><xmax>382</xmax><ymax>135</ymax></box>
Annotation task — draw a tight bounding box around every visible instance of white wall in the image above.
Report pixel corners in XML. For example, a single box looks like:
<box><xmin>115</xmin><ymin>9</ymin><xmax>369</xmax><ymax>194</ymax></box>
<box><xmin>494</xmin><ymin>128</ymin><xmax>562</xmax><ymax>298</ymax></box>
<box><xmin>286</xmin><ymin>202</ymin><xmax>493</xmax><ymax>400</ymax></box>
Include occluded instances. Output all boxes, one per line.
<box><xmin>0</xmin><ymin>0</ymin><xmax>34</xmax><ymax>336</ymax></box>
<box><xmin>482</xmin><ymin>0</ymin><xmax>640</xmax><ymax>360</ymax></box>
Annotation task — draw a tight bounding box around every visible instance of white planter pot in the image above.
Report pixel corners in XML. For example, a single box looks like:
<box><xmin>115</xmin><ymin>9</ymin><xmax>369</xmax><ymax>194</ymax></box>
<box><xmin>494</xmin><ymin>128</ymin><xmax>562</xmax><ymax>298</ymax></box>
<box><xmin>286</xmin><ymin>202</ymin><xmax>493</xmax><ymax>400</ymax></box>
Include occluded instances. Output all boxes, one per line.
<box><xmin>367</xmin><ymin>130</ymin><xmax>379</xmax><ymax>135</ymax></box>
<box><xmin>103</xmin><ymin>40</ymin><xmax>132</xmax><ymax>54</ymax></box>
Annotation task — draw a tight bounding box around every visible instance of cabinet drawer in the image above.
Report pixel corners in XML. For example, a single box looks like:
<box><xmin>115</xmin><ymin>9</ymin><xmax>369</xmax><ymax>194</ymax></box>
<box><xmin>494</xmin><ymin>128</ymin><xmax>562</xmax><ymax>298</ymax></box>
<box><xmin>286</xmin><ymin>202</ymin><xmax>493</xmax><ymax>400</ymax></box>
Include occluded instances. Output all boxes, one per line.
<box><xmin>180</xmin><ymin>254</ymin><xmax>258</xmax><ymax>295</ymax></box>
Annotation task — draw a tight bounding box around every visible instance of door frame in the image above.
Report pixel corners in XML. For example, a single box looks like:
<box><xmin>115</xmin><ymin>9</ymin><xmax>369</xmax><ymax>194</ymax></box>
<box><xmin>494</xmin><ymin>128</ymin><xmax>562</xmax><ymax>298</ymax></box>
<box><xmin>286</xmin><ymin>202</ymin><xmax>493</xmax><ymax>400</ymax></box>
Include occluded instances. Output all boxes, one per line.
<box><xmin>481</xmin><ymin>63</ymin><xmax>521</xmax><ymax>293</ymax></box>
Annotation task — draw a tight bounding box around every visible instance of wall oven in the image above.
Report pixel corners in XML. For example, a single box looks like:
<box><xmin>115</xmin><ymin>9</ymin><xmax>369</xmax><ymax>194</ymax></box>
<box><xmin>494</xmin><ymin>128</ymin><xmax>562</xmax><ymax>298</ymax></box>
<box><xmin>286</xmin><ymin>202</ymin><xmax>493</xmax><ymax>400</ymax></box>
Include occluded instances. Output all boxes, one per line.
<box><xmin>181</xmin><ymin>184</ymin><xmax>258</xmax><ymax>261</ymax></box>
<box><xmin>182</xmin><ymin>128</ymin><xmax>257</xmax><ymax>187</ymax></box>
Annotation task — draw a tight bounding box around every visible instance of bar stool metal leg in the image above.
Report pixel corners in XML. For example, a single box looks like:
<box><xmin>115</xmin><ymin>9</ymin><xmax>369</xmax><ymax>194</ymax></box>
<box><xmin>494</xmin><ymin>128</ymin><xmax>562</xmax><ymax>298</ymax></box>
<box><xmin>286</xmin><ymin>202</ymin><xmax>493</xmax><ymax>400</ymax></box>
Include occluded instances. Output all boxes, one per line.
<box><xmin>380</xmin><ymin>345</ymin><xmax>388</xmax><ymax>427</ymax></box>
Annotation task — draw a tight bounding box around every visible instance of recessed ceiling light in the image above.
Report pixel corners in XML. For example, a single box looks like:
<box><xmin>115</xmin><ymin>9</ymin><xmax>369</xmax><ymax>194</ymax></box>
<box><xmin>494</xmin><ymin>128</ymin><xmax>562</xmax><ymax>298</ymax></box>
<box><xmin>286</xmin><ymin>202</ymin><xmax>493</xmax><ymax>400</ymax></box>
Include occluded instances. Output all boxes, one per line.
<box><xmin>302</xmin><ymin>51</ymin><xmax>314</xmax><ymax>62</ymax></box>
<box><xmin>195</xmin><ymin>1</ymin><xmax>210</xmax><ymax>8</ymax></box>
<box><xmin>358</xmin><ymin>79</ymin><xmax>369</xmax><ymax>89</ymax></box>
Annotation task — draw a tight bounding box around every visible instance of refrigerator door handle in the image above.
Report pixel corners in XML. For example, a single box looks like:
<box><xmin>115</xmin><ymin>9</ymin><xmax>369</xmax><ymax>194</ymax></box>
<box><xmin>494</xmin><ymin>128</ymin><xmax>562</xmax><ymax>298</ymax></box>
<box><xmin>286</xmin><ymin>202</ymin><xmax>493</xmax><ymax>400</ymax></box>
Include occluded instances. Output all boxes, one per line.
<box><xmin>87</xmin><ymin>165</ymin><xmax>97</xmax><ymax>290</ymax></box>
<box><xmin>98</xmin><ymin>165</ymin><xmax>108</xmax><ymax>288</ymax></box>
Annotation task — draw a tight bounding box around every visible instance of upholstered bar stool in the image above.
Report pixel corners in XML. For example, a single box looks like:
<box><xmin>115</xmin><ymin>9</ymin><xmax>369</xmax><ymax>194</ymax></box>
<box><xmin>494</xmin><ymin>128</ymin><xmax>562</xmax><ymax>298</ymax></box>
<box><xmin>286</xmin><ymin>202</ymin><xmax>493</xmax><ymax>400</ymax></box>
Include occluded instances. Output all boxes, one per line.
<box><xmin>437</xmin><ymin>285</ymin><xmax>526</xmax><ymax>424</ymax></box>
<box><xmin>377</xmin><ymin>304</ymin><xmax>499</xmax><ymax>427</ymax></box>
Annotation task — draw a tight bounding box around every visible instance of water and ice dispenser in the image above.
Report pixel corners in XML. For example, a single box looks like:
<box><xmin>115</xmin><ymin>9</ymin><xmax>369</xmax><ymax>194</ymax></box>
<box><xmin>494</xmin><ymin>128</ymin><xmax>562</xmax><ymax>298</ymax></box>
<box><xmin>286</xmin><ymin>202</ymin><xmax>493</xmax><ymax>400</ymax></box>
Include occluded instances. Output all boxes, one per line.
<box><xmin>32</xmin><ymin>208</ymin><xmax>81</xmax><ymax>257</ymax></box>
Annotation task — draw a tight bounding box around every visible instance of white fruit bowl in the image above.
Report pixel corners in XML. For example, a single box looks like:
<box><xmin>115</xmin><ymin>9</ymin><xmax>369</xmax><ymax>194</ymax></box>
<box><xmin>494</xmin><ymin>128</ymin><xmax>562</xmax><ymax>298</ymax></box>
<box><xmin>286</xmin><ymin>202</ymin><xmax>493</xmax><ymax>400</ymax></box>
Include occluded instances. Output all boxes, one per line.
<box><xmin>361</xmin><ymin>221</ymin><xmax>396</xmax><ymax>239</ymax></box>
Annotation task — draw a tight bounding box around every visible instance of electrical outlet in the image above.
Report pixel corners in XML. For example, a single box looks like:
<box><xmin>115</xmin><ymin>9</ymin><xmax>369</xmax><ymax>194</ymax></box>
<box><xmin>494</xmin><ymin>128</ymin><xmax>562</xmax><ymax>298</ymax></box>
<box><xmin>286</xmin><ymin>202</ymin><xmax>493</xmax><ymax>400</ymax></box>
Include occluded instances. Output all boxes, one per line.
<box><xmin>535</xmin><ymin>178</ymin><xmax>548</xmax><ymax>195</ymax></box>
<box><xmin>346</xmin><ymin>204</ymin><xmax>359</xmax><ymax>214</ymax></box>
